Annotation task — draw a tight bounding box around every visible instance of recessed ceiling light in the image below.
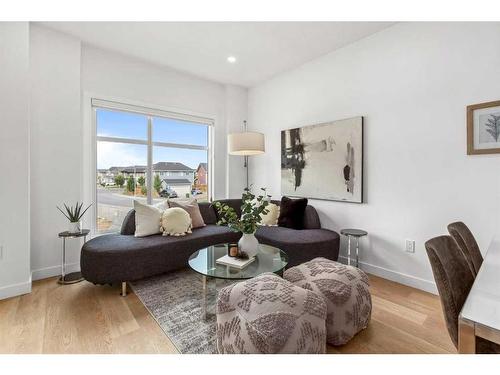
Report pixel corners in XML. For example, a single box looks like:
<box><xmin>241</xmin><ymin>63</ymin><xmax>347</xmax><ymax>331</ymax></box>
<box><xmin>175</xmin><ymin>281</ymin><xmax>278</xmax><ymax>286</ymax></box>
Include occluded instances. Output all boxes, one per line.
<box><xmin>227</xmin><ymin>56</ymin><xmax>237</xmax><ymax>64</ymax></box>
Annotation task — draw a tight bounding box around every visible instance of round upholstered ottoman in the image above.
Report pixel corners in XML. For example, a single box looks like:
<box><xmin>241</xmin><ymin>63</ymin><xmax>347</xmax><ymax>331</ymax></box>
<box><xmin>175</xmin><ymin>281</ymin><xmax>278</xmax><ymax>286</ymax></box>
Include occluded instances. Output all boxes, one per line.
<box><xmin>216</xmin><ymin>273</ymin><xmax>327</xmax><ymax>354</ymax></box>
<box><xmin>284</xmin><ymin>257</ymin><xmax>372</xmax><ymax>346</ymax></box>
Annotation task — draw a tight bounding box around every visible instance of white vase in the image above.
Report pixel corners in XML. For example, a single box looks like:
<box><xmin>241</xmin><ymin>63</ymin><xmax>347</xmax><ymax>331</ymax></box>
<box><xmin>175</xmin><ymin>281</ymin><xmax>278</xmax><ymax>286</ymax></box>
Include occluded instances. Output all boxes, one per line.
<box><xmin>68</xmin><ymin>221</ymin><xmax>81</xmax><ymax>234</ymax></box>
<box><xmin>238</xmin><ymin>232</ymin><xmax>259</xmax><ymax>258</ymax></box>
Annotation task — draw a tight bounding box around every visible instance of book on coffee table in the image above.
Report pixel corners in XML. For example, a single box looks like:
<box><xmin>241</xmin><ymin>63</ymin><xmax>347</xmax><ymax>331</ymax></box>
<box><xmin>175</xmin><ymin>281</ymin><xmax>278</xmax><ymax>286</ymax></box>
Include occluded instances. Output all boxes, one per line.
<box><xmin>216</xmin><ymin>255</ymin><xmax>255</xmax><ymax>270</ymax></box>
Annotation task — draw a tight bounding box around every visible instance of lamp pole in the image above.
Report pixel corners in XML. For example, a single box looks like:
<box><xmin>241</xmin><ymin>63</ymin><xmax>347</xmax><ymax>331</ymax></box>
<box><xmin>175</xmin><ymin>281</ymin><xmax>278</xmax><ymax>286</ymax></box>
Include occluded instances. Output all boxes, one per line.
<box><xmin>243</xmin><ymin>120</ymin><xmax>249</xmax><ymax>189</ymax></box>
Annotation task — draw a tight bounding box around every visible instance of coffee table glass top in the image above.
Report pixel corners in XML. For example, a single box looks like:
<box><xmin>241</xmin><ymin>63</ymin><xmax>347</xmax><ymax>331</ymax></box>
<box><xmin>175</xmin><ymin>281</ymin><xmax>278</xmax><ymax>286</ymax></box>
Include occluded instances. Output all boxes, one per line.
<box><xmin>188</xmin><ymin>243</ymin><xmax>288</xmax><ymax>280</ymax></box>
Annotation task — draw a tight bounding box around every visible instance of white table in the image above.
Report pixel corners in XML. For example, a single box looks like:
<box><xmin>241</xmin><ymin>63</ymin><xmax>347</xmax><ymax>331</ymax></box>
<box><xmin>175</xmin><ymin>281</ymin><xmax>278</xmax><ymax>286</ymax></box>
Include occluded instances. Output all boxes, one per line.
<box><xmin>459</xmin><ymin>238</ymin><xmax>500</xmax><ymax>353</ymax></box>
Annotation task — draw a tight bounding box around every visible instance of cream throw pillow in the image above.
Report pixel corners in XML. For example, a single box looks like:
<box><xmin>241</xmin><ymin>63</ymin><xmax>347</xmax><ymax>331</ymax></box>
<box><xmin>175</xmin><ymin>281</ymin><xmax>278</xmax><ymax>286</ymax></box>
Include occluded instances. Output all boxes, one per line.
<box><xmin>134</xmin><ymin>200</ymin><xmax>169</xmax><ymax>237</ymax></box>
<box><xmin>260</xmin><ymin>203</ymin><xmax>280</xmax><ymax>226</ymax></box>
<box><xmin>160</xmin><ymin>207</ymin><xmax>192</xmax><ymax>236</ymax></box>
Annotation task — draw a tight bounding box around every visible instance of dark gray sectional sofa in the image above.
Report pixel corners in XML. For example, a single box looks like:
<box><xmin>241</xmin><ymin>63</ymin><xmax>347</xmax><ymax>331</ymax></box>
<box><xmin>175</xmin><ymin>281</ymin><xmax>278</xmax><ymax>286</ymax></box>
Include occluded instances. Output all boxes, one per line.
<box><xmin>81</xmin><ymin>199</ymin><xmax>340</xmax><ymax>285</ymax></box>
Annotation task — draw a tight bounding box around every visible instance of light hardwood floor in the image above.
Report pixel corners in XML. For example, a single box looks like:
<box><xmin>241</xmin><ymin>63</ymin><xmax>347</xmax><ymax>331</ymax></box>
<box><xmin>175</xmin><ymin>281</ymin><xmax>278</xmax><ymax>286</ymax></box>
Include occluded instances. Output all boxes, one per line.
<box><xmin>0</xmin><ymin>274</ymin><xmax>456</xmax><ymax>354</ymax></box>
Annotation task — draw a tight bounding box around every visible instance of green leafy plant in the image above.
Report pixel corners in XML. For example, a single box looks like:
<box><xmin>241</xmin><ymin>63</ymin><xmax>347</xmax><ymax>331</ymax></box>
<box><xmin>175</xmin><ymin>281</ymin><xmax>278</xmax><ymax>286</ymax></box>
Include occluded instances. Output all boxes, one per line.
<box><xmin>137</xmin><ymin>176</ymin><xmax>146</xmax><ymax>187</ymax></box>
<box><xmin>114</xmin><ymin>174</ymin><xmax>125</xmax><ymax>188</ymax></box>
<box><xmin>154</xmin><ymin>174</ymin><xmax>162</xmax><ymax>194</ymax></box>
<box><xmin>214</xmin><ymin>187</ymin><xmax>270</xmax><ymax>234</ymax></box>
<box><xmin>57</xmin><ymin>202</ymin><xmax>92</xmax><ymax>223</ymax></box>
<box><xmin>141</xmin><ymin>185</ymin><xmax>147</xmax><ymax>195</ymax></box>
<box><xmin>126</xmin><ymin>176</ymin><xmax>135</xmax><ymax>193</ymax></box>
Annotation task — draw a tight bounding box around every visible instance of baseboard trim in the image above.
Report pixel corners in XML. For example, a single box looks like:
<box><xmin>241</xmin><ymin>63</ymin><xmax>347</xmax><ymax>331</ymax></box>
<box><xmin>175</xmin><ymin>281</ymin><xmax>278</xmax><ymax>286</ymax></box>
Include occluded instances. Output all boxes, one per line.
<box><xmin>338</xmin><ymin>255</ymin><xmax>437</xmax><ymax>295</ymax></box>
<box><xmin>31</xmin><ymin>262</ymin><xmax>80</xmax><ymax>281</ymax></box>
<box><xmin>0</xmin><ymin>275</ymin><xmax>32</xmax><ymax>300</ymax></box>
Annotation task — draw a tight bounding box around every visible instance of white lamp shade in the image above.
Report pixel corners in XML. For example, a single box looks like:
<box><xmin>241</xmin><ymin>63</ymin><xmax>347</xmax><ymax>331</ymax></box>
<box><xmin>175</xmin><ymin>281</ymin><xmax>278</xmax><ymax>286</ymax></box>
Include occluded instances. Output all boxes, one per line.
<box><xmin>228</xmin><ymin>132</ymin><xmax>265</xmax><ymax>156</ymax></box>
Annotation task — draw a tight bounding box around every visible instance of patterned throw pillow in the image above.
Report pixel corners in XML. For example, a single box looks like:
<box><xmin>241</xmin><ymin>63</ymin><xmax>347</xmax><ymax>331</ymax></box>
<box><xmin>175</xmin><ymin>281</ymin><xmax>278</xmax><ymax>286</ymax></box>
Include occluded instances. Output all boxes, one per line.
<box><xmin>134</xmin><ymin>200</ymin><xmax>169</xmax><ymax>237</ymax></box>
<box><xmin>160</xmin><ymin>207</ymin><xmax>192</xmax><ymax>236</ymax></box>
<box><xmin>168</xmin><ymin>198</ymin><xmax>206</xmax><ymax>229</ymax></box>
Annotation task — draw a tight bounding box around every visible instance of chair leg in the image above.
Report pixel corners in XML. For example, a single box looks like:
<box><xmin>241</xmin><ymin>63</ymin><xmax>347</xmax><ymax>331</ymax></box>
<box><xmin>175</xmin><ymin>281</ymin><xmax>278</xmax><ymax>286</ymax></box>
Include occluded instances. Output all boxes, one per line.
<box><xmin>121</xmin><ymin>281</ymin><xmax>127</xmax><ymax>297</ymax></box>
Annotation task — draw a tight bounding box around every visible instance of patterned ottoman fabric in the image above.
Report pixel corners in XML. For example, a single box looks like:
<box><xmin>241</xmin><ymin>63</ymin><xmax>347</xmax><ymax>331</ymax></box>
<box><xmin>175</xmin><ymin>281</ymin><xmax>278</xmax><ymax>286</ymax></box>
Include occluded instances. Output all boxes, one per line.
<box><xmin>216</xmin><ymin>272</ymin><xmax>327</xmax><ymax>354</ymax></box>
<box><xmin>284</xmin><ymin>257</ymin><xmax>372</xmax><ymax>346</ymax></box>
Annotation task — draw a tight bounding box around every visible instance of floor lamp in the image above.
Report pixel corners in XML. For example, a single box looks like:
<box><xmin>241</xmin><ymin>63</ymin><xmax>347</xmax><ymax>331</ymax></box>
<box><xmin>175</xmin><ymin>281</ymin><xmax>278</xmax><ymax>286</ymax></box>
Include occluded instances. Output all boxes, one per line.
<box><xmin>228</xmin><ymin>121</ymin><xmax>265</xmax><ymax>189</ymax></box>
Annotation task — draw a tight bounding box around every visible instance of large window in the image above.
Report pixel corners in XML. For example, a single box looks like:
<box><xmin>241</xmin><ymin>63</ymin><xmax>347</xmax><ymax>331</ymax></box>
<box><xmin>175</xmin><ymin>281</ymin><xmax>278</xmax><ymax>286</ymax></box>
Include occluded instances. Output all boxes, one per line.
<box><xmin>93</xmin><ymin>99</ymin><xmax>212</xmax><ymax>234</ymax></box>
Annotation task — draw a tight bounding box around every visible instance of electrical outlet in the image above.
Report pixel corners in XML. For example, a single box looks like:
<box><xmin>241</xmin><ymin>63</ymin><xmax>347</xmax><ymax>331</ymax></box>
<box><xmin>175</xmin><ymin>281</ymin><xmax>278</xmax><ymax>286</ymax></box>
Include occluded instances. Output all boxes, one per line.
<box><xmin>405</xmin><ymin>239</ymin><xmax>415</xmax><ymax>253</ymax></box>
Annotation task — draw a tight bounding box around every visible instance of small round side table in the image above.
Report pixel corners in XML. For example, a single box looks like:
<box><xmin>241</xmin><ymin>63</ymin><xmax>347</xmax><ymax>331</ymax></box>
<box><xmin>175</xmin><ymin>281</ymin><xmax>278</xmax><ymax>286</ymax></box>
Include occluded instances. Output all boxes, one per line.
<box><xmin>57</xmin><ymin>230</ymin><xmax>89</xmax><ymax>285</ymax></box>
<box><xmin>340</xmin><ymin>228</ymin><xmax>368</xmax><ymax>268</ymax></box>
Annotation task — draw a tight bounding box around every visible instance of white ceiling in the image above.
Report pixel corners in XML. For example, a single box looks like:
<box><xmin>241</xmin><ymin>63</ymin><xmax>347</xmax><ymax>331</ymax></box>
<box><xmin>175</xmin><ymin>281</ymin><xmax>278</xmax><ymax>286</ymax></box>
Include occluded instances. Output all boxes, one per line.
<box><xmin>40</xmin><ymin>22</ymin><xmax>394</xmax><ymax>87</ymax></box>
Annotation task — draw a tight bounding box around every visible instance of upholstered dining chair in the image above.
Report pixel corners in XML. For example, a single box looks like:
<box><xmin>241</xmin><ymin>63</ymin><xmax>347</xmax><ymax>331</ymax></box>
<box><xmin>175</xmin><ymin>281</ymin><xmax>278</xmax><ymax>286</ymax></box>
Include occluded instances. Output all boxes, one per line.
<box><xmin>447</xmin><ymin>222</ymin><xmax>483</xmax><ymax>277</ymax></box>
<box><xmin>425</xmin><ymin>235</ymin><xmax>500</xmax><ymax>354</ymax></box>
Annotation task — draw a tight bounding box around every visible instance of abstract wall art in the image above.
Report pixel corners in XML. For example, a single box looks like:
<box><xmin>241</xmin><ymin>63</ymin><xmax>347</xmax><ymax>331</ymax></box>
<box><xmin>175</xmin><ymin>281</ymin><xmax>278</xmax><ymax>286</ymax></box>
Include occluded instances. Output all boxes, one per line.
<box><xmin>281</xmin><ymin>116</ymin><xmax>363</xmax><ymax>203</ymax></box>
<box><xmin>467</xmin><ymin>100</ymin><xmax>500</xmax><ymax>155</ymax></box>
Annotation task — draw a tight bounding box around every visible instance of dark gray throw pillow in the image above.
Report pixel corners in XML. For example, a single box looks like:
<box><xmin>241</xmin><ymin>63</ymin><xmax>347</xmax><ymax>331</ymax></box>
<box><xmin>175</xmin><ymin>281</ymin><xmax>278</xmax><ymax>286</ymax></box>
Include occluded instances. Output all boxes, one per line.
<box><xmin>277</xmin><ymin>196</ymin><xmax>308</xmax><ymax>229</ymax></box>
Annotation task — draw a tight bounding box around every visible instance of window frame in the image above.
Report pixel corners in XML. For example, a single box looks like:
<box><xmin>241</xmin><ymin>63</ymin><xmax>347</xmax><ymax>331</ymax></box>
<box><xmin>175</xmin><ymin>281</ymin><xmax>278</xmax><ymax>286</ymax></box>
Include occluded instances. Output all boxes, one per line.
<box><xmin>91</xmin><ymin>98</ymin><xmax>214</xmax><ymax>235</ymax></box>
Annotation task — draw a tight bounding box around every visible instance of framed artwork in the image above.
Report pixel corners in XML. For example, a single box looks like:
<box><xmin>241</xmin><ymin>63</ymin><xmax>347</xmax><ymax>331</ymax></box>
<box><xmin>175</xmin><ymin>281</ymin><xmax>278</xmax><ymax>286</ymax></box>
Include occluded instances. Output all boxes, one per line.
<box><xmin>281</xmin><ymin>116</ymin><xmax>363</xmax><ymax>203</ymax></box>
<box><xmin>467</xmin><ymin>100</ymin><xmax>500</xmax><ymax>155</ymax></box>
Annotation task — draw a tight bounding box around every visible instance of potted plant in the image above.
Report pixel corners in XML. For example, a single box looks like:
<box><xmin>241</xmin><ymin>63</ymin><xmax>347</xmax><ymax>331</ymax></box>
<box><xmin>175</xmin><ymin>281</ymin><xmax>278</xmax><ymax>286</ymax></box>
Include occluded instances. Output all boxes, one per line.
<box><xmin>57</xmin><ymin>202</ymin><xmax>92</xmax><ymax>234</ymax></box>
<box><xmin>214</xmin><ymin>187</ymin><xmax>270</xmax><ymax>257</ymax></box>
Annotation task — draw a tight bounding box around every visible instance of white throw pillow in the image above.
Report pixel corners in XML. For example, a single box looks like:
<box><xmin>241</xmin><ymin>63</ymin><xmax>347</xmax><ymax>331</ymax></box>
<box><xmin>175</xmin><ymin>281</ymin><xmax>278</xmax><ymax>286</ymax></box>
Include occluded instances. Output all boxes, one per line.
<box><xmin>134</xmin><ymin>200</ymin><xmax>169</xmax><ymax>237</ymax></box>
<box><xmin>160</xmin><ymin>207</ymin><xmax>192</xmax><ymax>236</ymax></box>
<box><xmin>260</xmin><ymin>203</ymin><xmax>280</xmax><ymax>226</ymax></box>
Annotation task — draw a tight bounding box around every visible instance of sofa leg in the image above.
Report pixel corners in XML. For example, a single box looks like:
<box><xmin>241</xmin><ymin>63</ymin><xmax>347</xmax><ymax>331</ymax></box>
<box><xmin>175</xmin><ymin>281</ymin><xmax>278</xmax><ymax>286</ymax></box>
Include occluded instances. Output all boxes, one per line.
<box><xmin>121</xmin><ymin>282</ymin><xmax>127</xmax><ymax>297</ymax></box>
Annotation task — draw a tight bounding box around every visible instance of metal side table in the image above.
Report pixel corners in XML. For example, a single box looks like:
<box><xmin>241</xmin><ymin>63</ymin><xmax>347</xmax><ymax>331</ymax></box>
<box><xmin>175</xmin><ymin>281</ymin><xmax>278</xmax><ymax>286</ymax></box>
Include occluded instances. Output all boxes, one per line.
<box><xmin>340</xmin><ymin>228</ymin><xmax>368</xmax><ymax>267</ymax></box>
<box><xmin>57</xmin><ymin>229</ymin><xmax>89</xmax><ymax>284</ymax></box>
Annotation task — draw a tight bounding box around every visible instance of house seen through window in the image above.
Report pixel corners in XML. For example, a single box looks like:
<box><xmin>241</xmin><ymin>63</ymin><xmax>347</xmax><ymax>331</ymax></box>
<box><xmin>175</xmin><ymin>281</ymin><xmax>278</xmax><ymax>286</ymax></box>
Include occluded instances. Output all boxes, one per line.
<box><xmin>95</xmin><ymin>103</ymin><xmax>211</xmax><ymax>234</ymax></box>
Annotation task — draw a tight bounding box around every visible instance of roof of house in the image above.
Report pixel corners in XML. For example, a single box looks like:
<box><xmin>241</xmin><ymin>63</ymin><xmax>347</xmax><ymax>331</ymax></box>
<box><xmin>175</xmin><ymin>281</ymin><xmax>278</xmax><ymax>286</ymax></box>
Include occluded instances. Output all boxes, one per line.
<box><xmin>197</xmin><ymin>162</ymin><xmax>208</xmax><ymax>171</ymax></box>
<box><xmin>154</xmin><ymin>162</ymin><xmax>194</xmax><ymax>171</ymax></box>
<box><xmin>120</xmin><ymin>165</ymin><xmax>146</xmax><ymax>173</ymax></box>
<box><xmin>162</xmin><ymin>178</ymin><xmax>192</xmax><ymax>185</ymax></box>
<box><xmin>107</xmin><ymin>162</ymin><xmax>194</xmax><ymax>174</ymax></box>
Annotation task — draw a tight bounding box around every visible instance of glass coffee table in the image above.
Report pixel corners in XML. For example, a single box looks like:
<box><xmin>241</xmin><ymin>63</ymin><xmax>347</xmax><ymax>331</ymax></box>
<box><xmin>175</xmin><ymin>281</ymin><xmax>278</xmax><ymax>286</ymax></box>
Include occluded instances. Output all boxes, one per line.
<box><xmin>188</xmin><ymin>243</ymin><xmax>288</xmax><ymax>319</ymax></box>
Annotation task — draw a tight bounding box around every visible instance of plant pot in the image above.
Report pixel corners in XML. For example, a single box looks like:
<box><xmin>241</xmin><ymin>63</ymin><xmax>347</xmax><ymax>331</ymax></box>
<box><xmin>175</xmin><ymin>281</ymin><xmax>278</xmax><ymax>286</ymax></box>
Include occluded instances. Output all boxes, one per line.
<box><xmin>68</xmin><ymin>221</ymin><xmax>81</xmax><ymax>234</ymax></box>
<box><xmin>238</xmin><ymin>232</ymin><xmax>259</xmax><ymax>258</ymax></box>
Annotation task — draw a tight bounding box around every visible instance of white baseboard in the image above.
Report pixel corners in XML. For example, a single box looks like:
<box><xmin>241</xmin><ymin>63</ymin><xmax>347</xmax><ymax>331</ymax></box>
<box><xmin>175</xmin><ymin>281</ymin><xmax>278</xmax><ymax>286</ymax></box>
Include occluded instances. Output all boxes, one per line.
<box><xmin>31</xmin><ymin>262</ymin><xmax>80</xmax><ymax>281</ymax></box>
<box><xmin>338</xmin><ymin>255</ymin><xmax>437</xmax><ymax>295</ymax></box>
<box><xmin>0</xmin><ymin>275</ymin><xmax>32</xmax><ymax>300</ymax></box>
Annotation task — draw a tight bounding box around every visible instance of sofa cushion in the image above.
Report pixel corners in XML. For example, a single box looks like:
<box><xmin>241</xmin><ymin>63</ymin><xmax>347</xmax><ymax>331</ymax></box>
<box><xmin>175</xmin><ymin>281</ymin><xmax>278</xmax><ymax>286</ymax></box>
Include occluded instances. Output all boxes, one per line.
<box><xmin>160</xmin><ymin>207</ymin><xmax>193</xmax><ymax>236</ymax></box>
<box><xmin>212</xmin><ymin>199</ymin><xmax>242</xmax><ymax>221</ymax></box>
<box><xmin>260</xmin><ymin>202</ymin><xmax>280</xmax><ymax>226</ymax></box>
<box><xmin>198</xmin><ymin>202</ymin><xmax>217</xmax><ymax>225</ymax></box>
<box><xmin>134</xmin><ymin>200</ymin><xmax>169</xmax><ymax>237</ymax></box>
<box><xmin>256</xmin><ymin>226</ymin><xmax>338</xmax><ymax>246</ymax></box>
<box><xmin>277</xmin><ymin>196</ymin><xmax>308</xmax><ymax>229</ymax></box>
<box><xmin>120</xmin><ymin>203</ymin><xmax>217</xmax><ymax>235</ymax></box>
<box><xmin>168</xmin><ymin>198</ymin><xmax>206</xmax><ymax>229</ymax></box>
<box><xmin>270</xmin><ymin>199</ymin><xmax>320</xmax><ymax>229</ymax></box>
<box><xmin>120</xmin><ymin>209</ymin><xmax>136</xmax><ymax>235</ymax></box>
<box><xmin>86</xmin><ymin>225</ymin><xmax>239</xmax><ymax>255</ymax></box>
<box><xmin>81</xmin><ymin>224</ymin><xmax>241</xmax><ymax>283</ymax></box>
<box><xmin>255</xmin><ymin>226</ymin><xmax>340</xmax><ymax>267</ymax></box>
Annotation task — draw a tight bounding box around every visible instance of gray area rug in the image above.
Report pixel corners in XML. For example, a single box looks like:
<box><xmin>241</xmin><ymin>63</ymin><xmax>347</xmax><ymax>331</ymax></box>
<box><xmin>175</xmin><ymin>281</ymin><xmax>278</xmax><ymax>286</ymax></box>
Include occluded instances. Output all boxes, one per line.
<box><xmin>130</xmin><ymin>269</ymin><xmax>230</xmax><ymax>354</ymax></box>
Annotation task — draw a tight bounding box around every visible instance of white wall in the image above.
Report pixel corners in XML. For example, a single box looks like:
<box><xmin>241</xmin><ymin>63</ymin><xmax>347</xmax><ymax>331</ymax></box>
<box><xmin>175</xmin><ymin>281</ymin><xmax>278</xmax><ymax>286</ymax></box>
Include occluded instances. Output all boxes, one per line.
<box><xmin>224</xmin><ymin>85</ymin><xmax>248</xmax><ymax>197</ymax></box>
<box><xmin>248</xmin><ymin>22</ymin><xmax>500</xmax><ymax>293</ymax></box>
<box><xmin>0</xmin><ymin>22</ymin><xmax>31</xmax><ymax>299</ymax></box>
<box><xmin>30</xmin><ymin>25</ymin><xmax>83</xmax><ymax>280</ymax></box>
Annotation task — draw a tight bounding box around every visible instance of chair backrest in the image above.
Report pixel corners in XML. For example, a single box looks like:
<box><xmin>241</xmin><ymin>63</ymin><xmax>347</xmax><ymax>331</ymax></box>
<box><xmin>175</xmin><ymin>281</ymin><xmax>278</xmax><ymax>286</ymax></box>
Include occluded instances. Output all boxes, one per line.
<box><xmin>425</xmin><ymin>235</ymin><xmax>475</xmax><ymax>348</ymax></box>
<box><xmin>447</xmin><ymin>222</ymin><xmax>483</xmax><ymax>276</ymax></box>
